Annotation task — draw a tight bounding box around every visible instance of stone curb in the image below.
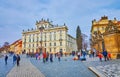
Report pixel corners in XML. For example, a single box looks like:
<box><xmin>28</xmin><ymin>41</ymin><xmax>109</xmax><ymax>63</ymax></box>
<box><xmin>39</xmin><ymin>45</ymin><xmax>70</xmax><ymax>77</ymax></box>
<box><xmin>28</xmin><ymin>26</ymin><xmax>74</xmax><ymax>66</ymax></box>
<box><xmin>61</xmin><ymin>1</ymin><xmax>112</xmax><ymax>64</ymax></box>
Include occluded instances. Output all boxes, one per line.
<box><xmin>88</xmin><ymin>67</ymin><xmax>107</xmax><ymax>77</ymax></box>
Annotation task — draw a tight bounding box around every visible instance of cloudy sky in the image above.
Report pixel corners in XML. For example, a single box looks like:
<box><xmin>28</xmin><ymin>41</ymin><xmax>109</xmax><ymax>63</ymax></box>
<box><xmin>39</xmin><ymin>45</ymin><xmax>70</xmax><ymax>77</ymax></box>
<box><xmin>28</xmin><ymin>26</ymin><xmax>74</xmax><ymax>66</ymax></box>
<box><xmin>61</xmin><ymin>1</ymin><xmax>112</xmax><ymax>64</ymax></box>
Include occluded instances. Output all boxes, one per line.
<box><xmin>0</xmin><ymin>0</ymin><xmax>120</xmax><ymax>46</ymax></box>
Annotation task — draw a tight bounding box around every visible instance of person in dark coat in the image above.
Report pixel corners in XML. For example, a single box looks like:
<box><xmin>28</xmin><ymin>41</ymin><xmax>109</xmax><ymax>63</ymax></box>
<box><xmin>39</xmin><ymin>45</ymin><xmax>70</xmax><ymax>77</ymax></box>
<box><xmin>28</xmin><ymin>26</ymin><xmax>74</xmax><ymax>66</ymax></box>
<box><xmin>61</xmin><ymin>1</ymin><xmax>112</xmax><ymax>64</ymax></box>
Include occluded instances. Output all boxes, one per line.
<box><xmin>16</xmin><ymin>54</ymin><xmax>20</xmax><ymax>66</ymax></box>
<box><xmin>13</xmin><ymin>54</ymin><xmax>17</xmax><ymax>64</ymax></box>
<box><xmin>50</xmin><ymin>53</ymin><xmax>53</xmax><ymax>62</ymax></box>
<box><xmin>5</xmin><ymin>55</ymin><xmax>8</xmax><ymax>65</ymax></box>
<box><xmin>35</xmin><ymin>53</ymin><xmax>39</xmax><ymax>60</ymax></box>
<box><xmin>102</xmin><ymin>50</ymin><xmax>108</xmax><ymax>61</ymax></box>
<box><xmin>46</xmin><ymin>52</ymin><xmax>49</xmax><ymax>62</ymax></box>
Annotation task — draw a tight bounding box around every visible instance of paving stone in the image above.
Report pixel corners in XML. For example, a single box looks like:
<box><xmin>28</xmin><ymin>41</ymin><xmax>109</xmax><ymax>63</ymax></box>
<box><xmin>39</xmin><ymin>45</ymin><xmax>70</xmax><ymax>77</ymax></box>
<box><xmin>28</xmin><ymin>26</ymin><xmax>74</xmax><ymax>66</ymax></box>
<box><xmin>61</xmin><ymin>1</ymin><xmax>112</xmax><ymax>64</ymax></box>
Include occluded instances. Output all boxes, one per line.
<box><xmin>6</xmin><ymin>55</ymin><xmax>45</xmax><ymax>77</ymax></box>
<box><xmin>83</xmin><ymin>55</ymin><xmax>120</xmax><ymax>77</ymax></box>
<box><xmin>0</xmin><ymin>55</ymin><xmax>14</xmax><ymax>77</ymax></box>
<box><xmin>30</xmin><ymin>56</ymin><xmax>96</xmax><ymax>77</ymax></box>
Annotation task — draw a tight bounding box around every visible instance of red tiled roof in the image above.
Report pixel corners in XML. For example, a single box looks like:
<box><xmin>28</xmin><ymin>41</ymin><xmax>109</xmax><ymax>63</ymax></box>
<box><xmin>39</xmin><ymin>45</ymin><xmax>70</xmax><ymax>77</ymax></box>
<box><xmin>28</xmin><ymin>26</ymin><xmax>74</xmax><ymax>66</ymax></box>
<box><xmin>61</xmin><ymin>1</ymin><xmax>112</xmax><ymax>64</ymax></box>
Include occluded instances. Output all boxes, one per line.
<box><xmin>10</xmin><ymin>39</ymin><xmax>22</xmax><ymax>45</ymax></box>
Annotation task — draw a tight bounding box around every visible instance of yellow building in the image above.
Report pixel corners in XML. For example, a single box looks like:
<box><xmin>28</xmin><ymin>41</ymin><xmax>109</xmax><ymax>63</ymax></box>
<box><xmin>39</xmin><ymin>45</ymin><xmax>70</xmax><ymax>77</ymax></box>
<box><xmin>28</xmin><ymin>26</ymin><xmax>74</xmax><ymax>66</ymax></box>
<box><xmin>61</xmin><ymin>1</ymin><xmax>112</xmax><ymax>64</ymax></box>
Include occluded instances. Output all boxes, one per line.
<box><xmin>91</xmin><ymin>16</ymin><xmax>120</xmax><ymax>59</ymax></box>
<box><xmin>22</xmin><ymin>19</ymin><xmax>77</xmax><ymax>54</ymax></box>
<box><xmin>10</xmin><ymin>39</ymin><xmax>22</xmax><ymax>54</ymax></box>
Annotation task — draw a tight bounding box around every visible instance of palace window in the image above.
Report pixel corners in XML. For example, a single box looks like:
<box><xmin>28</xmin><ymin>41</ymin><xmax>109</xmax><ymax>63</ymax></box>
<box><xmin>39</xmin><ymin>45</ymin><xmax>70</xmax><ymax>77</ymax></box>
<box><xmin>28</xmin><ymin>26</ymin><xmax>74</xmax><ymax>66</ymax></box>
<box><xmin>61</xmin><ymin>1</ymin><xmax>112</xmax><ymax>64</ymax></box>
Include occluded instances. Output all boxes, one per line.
<box><xmin>60</xmin><ymin>42</ymin><xmax>62</xmax><ymax>46</ymax></box>
<box><xmin>50</xmin><ymin>32</ymin><xmax>52</xmax><ymax>41</ymax></box>
<box><xmin>45</xmin><ymin>43</ymin><xmax>46</xmax><ymax>47</ymax></box>
<box><xmin>33</xmin><ymin>38</ymin><xmax>34</xmax><ymax>42</ymax></box>
<box><xmin>29</xmin><ymin>44</ymin><xmax>31</xmax><ymax>47</ymax></box>
<box><xmin>29</xmin><ymin>39</ymin><xmax>31</xmax><ymax>42</ymax></box>
<box><xmin>54</xmin><ymin>42</ymin><xmax>56</xmax><ymax>46</ymax></box>
<box><xmin>60</xmin><ymin>31</ymin><xmax>62</xmax><ymax>39</ymax></box>
<box><xmin>54</xmin><ymin>32</ymin><xmax>56</xmax><ymax>40</ymax></box>
<box><xmin>44</xmin><ymin>33</ymin><xmax>46</xmax><ymax>41</ymax></box>
<box><xmin>24</xmin><ymin>43</ymin><xmax>26</xmax><ymax>48</ymax></box>
<box><xmin>33</xmin><ymin>44</ymin><xmax>34</xmax><ymax>47</ymax></box>
<box><xmin>37</xmin><ymin>37</ymin><xmax>38</xmax><ymax>42</ymax></box>
<box><xmin>50</xmin><ymin>43</ymin><xmax>51</xmax><ymax>46</ymax></box>
<box><xmin>24</xmin><ymin>38</ymin><xmax>26</xmax><ymax>42</ymax></box>
<box><xmin>50</xmin><ymin>48</ymin><xmax>51</xmax><ymax>52</ymax></box>
<box><xmin>36</xmin><ymin>43</ymin><xmax>37</xmax><ymax>47</ymax></box>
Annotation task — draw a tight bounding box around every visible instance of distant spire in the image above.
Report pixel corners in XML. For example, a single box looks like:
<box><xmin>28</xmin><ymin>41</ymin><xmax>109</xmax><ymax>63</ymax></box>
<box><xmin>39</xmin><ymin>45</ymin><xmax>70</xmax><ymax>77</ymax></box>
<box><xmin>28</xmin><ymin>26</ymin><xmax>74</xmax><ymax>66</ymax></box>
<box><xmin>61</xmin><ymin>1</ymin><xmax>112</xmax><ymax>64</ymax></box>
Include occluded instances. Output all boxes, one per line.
<box><xmin>64</xmin><ymin>23</ymin><xmax>66</xmax><ymax>26</ymax></box>
<box><xmin>41</xmin><ymin>18</ymin><xmax>43</xmax><ymax>21</ymax></box>
<box><xmin>31</xmin><ymin>28</ymin><xmax>33</xmax><ymax>30</ymax></box>
<box><xmin>51</xmin><ymin>21</ymin><xmax>53</xmax><ymax>23</ymax></box>
<box><xmin>36</xmin><ymin>20</ymin><xmax>38</xmax><ymax>23</ymax></box>
<box><xmin>114</xmin><ymin>17</ymin><xmax>116</xmax><ymax>20</ymax></box>
<box><xmin>43</xmin><ymin>19</ymin><xmax>45</xmax><ymax>22</ymax></box>
<box><xmin>47</xmin><ymin>18</ymin><xmax>49</xmax><ymax>22</ymax></box>
<box><xmin>101</xmin><ymin>15</ymin><xmax>108</xmax><ymax>20</ymax></box>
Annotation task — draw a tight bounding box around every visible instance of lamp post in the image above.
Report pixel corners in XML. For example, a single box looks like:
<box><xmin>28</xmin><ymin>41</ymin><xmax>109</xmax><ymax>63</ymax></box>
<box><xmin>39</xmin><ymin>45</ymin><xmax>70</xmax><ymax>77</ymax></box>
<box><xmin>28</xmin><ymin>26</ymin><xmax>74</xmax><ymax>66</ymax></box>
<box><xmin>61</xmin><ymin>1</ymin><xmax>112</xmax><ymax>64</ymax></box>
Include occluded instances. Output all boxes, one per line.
<box><xmin>39</xmin><ymin>26</ymin><xmax>44</xmax><ymax>54</ymax></box>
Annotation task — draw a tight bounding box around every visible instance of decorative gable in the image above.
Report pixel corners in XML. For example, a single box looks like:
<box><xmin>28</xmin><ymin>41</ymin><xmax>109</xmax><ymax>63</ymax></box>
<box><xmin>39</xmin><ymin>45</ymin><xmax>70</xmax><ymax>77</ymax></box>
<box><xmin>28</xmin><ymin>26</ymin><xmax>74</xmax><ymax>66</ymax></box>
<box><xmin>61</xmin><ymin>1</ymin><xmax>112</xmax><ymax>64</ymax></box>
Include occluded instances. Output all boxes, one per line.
<box><xmin>104</xmin><ymin>20</ymin><xmax>120</xmax><ymax>35</ymax></box>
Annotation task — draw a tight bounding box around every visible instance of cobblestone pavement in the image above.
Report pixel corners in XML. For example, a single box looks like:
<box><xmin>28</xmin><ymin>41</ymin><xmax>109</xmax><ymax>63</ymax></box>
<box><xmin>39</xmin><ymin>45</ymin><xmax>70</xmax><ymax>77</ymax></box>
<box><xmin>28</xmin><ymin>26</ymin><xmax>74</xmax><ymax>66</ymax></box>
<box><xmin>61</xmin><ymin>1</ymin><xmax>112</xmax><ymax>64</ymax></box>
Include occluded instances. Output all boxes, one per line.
<box><xmin>83</xmin><ymin>56</ymin><xmax>120</xmax><ymax>77</ymax></box>
<box><xmin>0</xmin><ymin>55</ymin><xmax>14</xmax><ymax>77</ymax></box>
<box><xmin>30</xmin><ymin>56</ymin><xmax>96</xmax><ymax>77</ymax></box>
<box><xmin>6</xmin><ymin>55</ymin><xmax>45</xmax><ymax>77</ymax></box>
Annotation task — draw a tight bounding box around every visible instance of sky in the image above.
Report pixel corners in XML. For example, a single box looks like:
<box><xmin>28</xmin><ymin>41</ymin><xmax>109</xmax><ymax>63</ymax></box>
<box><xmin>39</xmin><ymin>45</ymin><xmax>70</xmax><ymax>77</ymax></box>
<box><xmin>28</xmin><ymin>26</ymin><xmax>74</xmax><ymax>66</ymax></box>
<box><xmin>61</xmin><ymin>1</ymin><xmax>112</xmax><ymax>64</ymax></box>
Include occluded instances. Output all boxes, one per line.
<box><xmin>0</xmin><ymin>0</ymin><xmax>120</xmax><ymax>46</ymax></box>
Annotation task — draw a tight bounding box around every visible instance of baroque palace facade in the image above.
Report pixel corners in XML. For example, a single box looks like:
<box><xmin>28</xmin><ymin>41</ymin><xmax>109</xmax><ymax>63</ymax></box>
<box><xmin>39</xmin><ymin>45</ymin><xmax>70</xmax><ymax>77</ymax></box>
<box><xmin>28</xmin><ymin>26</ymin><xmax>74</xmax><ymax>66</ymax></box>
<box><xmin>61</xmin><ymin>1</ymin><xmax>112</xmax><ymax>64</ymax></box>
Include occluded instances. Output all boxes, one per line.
<box><xmin>91</xmin><ymin>16</ymin><xmax>120</xmax><ymax>59</ymax></box>
<box><xmin>22</xmin><ymin>19</ymin><xmax>77</xmax><ymax>54</ymax></box>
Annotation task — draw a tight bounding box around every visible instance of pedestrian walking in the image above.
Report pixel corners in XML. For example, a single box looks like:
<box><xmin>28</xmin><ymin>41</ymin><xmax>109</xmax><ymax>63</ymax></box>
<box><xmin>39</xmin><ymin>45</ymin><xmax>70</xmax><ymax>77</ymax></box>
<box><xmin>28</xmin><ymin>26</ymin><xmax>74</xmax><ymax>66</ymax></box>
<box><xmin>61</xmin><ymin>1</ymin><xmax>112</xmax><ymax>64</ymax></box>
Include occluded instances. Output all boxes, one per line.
<box><xmin>77</xmin><ymin>52</ymin><xmax>80</xmax><ymax>60</ymax></box>
<box><xmin>55</xmin><ymin>53</ymin><xmax>57</xmax><ymax>58</ymax></box>
<box><xmin>50</xmin><ymin>53</ymin><xmax>53</xmax><ymax>62</ymax></box>
<box><xmin>58</xmin><ymin>52</ymin><xmax>61</xmax><ymax>62</ymax></box>
<box><xmin>13</xmin><ymin>54</ymin><xmax>17</xmax><ymax>64</ymax></box>
<box><xmin>16</xmin><ymin>54</ymin><xmax>20</xmax><ymax>66</ymax></box>
<box><xmin>35</xmin><ymin>53</ymin><xmax>39</xmax><ymax>60</ymax></box>
<box><xmin>88</xmin><ymin>50</ymin><xmax>92</xmax><ymax>58</ymax></box>
<box><xmin>107</xmin><ymin>52</ymin><xmax>111</xmax><ymax>60</ymax></box>
<box><xmin>92</xmin><ymin>48</ymin><xmax>96</xmax><ymax>57</ymax></box>
<box><xmin>46</xmin><ymin>52</ymin><xmax>49</xmax><ymax>62</ymax></box>
<box><xmin>43</xmin><ymin>51</ymin><xmax>47</xmax><ymax>63</ymax></box>
<box><xmin>5</xmin><ymin>55</ymin><xmax>8</xmax><ymax>65</ymax></box>
<box><xmin>102</xmin><ymin>50</ymin><xmax>108</xmax><ymax>61</ymax></box>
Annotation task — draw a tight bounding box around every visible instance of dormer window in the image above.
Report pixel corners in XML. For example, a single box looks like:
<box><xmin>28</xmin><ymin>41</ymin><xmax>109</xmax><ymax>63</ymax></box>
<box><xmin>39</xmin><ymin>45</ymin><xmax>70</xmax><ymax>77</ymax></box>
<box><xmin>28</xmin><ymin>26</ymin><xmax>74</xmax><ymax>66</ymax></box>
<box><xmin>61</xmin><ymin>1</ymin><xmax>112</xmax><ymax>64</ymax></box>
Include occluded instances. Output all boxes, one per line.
<box><xmin>39</xmin><ymin>26</ymin><xmax>44</xmax><ymax>32</ymax></box>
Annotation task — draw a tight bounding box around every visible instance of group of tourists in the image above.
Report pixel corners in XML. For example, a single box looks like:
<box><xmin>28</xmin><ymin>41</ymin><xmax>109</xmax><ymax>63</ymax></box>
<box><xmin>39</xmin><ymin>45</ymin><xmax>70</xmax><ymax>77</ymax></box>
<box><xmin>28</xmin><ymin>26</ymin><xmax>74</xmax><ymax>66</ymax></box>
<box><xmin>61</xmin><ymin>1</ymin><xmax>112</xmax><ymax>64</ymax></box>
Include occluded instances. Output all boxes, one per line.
<box><xmin>88</xmin><ymin>49</ymin><xmax>96</xmax><ymax>58</ymax></box>
<box><xmin>88</xmin><ymin>48</ymin><xmax>111</xmax><ymax>62</ymax></box>
<box><xmin>72</xmin><ymin>48</ymin><xmax>112</xmax><ymax>62</ymax></box>
<box><xmin>73</xmin><ymin>50</ymin><xmax>87</xmax><ymax>61</ymax></box>
<box><xmin>98</xmin><ymin>50</ymin><xmax>111</xmax><ymax>62</ymax></box>
<box><xmin>35</xmin><ymin>51</ymin><xmax>62</xmax><ymax>63</ymax></box>
<box><xmin>4</xmin><ymin>54</ymin><xmax>20</xmax><ymax>66</ymax></box>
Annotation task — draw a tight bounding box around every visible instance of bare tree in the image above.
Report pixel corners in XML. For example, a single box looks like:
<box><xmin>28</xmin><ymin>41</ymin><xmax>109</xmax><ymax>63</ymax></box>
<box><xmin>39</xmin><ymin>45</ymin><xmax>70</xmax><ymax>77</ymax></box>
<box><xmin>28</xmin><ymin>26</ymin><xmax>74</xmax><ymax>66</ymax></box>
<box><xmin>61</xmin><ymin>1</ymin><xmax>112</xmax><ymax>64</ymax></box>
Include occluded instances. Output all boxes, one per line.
<box><xmin>82</xmin><ymin>34</ymin><xmax>88</xmax><ymax>51</ymax></box>
<box><xmin>83</xmin><ymin>42</ymin><xmax>88</xmax><ymax>51</ymax></box>
<box><xmin>89</xmin><ymin>34</ymin><xmax>93</xmax><ymax>49</ymax></box>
